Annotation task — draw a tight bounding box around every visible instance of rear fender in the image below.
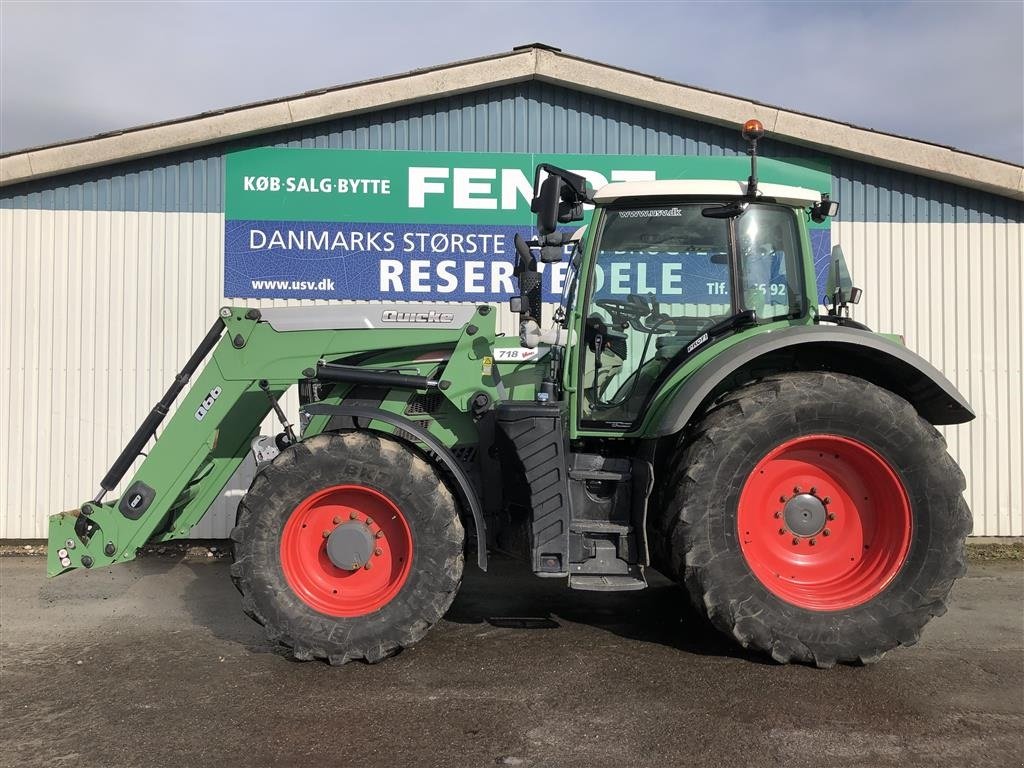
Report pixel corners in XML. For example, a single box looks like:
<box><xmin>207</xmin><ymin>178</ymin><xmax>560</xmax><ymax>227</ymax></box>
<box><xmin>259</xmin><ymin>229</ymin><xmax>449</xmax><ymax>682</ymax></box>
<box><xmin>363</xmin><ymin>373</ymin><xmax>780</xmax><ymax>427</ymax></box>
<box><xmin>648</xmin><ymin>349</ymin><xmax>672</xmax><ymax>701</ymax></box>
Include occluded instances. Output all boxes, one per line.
<box><xmin>650</xmin><ymin>325</ymin><xmax>974</xmax><ymax>438</ymax></box>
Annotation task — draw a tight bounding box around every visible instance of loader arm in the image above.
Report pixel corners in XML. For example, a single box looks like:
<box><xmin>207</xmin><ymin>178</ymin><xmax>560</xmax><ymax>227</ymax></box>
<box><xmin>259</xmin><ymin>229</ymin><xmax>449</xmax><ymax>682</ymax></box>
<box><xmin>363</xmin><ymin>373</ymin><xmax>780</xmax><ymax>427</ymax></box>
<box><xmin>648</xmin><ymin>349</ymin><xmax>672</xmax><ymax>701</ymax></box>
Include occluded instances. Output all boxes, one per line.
<box><xmin>47</xmin><ymin>306</ymin><xmax>470</xmax><ymax>576</ymax></box>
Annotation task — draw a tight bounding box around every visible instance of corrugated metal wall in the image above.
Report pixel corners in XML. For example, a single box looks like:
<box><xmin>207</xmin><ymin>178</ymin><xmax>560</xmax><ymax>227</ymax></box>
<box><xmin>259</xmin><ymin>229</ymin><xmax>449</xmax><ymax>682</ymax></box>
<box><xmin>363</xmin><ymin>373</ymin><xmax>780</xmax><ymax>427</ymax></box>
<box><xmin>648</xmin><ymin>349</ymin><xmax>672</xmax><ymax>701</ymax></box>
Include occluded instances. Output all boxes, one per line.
<box><xmin>2</xmin><ymin>81</ymin><xmax>1022</xmax><ymax>538</ymax></box>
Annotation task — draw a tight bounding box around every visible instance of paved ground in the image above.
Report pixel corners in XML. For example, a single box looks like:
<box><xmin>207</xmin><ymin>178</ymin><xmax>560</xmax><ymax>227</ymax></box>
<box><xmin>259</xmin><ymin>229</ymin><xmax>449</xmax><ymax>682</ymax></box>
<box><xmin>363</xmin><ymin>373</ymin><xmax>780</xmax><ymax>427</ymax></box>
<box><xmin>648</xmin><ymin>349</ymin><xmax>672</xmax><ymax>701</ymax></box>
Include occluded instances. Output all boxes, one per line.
<box><xmin>1</xmin><ymin>554</ymin><xmax>1021</xmax><ymax>768</ymax></box>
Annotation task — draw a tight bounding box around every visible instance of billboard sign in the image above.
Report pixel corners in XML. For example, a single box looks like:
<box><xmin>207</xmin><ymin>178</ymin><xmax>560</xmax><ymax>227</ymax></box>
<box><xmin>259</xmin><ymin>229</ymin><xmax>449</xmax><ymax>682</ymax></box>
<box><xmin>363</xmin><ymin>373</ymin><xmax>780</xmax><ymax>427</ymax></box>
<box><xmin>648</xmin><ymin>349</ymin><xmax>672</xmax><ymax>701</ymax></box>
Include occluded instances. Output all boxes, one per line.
<box><xmin>224</xmin><ymin>149</ymin><xmax>831</xmax><ymax>302</ymax></box>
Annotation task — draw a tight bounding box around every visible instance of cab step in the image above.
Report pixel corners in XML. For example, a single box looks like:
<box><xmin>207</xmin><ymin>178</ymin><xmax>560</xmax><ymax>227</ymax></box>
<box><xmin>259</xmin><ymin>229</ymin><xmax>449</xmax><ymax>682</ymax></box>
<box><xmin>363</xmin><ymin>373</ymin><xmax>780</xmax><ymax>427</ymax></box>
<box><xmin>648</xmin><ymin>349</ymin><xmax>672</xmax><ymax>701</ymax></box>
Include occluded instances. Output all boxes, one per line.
<box><xmin>569</xmin><ymin>572</ymin><xmax>648</xmax><ymax>592</ymax></box>
<box><xmin>569</xmin><ymin>520</ymin><xmax>631</xmax><ymax>534</ymax></box>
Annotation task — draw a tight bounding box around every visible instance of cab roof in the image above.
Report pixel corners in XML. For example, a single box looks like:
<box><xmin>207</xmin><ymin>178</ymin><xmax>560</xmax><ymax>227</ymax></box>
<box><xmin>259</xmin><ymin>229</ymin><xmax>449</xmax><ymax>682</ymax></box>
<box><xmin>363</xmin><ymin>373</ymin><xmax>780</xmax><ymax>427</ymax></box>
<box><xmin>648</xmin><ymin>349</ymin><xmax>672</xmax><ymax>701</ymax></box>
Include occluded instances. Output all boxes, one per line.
<box><xmin>593</xmin><ymin>179</ymin><xmax>824</xmax><ymax>207</ymax></box>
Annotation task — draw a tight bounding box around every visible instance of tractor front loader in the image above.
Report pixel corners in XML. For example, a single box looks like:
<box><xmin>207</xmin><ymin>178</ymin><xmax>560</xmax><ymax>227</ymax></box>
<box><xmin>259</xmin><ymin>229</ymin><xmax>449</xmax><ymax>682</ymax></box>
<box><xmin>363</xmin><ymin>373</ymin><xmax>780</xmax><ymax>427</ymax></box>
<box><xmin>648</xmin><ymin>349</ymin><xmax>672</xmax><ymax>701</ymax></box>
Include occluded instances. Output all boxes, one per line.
<box><xmin>48</xmin><ymin>120</ymin><xmax>975</xmax><ymax>667</ymax></box>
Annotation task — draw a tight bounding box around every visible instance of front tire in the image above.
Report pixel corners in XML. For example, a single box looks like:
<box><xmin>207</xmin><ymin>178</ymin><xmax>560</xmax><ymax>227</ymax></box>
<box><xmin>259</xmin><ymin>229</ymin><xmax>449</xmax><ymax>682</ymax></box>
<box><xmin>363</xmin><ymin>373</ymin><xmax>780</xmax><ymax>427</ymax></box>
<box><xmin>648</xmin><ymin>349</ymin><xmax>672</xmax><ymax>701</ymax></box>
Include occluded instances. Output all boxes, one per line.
<box><xmin>231</xmin><ymin>431</ymin><xmax>464</xmax><ymax>664</ymax></box>
<box><xmin>655</xmin><ymin>372</ymin><xmax>971</xmax><ymax>667</ymax></box>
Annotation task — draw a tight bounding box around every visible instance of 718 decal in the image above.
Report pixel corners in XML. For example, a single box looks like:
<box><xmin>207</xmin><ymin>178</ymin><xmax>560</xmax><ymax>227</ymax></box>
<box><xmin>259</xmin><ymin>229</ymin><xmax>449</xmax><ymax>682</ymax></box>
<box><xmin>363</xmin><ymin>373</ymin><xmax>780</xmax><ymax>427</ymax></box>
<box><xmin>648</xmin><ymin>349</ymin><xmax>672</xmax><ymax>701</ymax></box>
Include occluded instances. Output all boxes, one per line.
<box><xmin>493</xmin><ymin>348</ymin><xmax>548</xmax><ymax>362</ymax></box>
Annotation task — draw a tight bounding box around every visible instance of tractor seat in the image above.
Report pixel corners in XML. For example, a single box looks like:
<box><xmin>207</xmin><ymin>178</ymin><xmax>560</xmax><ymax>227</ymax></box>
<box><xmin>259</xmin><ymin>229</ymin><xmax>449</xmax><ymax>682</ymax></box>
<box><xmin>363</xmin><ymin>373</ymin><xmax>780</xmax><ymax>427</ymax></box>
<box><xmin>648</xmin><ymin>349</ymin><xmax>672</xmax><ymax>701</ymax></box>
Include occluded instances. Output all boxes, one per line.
<box><xmin>655</xmin><ymin>336</ymin><xmax>690</xmax><ymax>360</ymax></box>
<box><xmin>654</xmin><ymin>315</ymin><xmax>729</xmax><ymax>359</ymax></box>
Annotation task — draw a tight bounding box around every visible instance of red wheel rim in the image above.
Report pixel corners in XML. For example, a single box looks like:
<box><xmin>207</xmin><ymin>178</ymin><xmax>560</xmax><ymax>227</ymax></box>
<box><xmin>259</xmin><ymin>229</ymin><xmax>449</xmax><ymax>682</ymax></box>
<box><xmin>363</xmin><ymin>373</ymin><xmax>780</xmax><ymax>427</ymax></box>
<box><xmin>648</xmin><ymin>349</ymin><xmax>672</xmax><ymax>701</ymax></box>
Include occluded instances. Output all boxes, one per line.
<box><xmin>737</xmin><ymin>435</ymin><xmax>912</xmax><ymax>611</ymax></box>
<box><xmin>280</xmin><ymin>485</ymin><xmax>413</xmax><ymax>617</ymax></box>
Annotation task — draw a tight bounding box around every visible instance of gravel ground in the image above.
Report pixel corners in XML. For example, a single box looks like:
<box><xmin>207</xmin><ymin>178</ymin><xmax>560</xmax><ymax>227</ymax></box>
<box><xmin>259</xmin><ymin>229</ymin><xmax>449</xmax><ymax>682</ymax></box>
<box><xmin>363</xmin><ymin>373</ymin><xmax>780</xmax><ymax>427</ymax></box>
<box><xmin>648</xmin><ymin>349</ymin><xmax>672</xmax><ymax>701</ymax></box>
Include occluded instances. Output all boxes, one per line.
<box><xmin>1</xmin><ymin>554</ymin><xmax>1021</xmax><ymax>768</ymax></box>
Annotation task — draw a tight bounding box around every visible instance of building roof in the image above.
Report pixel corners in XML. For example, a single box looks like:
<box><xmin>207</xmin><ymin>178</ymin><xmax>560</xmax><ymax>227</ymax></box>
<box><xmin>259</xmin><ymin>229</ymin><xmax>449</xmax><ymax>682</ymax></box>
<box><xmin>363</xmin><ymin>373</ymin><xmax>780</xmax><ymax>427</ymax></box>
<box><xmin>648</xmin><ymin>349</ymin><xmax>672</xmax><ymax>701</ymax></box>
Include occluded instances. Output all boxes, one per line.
<box><xmin>2</xmin><ymin>45</ymin><xmax>1022</xmax><ymax>200</ymax></box>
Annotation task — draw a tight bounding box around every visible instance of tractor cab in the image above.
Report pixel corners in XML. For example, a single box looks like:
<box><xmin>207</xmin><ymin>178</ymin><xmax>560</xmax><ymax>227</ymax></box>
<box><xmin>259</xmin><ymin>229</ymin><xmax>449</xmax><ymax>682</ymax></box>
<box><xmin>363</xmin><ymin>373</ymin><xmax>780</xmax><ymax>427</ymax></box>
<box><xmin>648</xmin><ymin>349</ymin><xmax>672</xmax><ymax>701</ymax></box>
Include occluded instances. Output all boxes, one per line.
<box><xmin>512</xmin><ymin>120</ymin><xmax>839</xmax><ymax>434</ymax></box>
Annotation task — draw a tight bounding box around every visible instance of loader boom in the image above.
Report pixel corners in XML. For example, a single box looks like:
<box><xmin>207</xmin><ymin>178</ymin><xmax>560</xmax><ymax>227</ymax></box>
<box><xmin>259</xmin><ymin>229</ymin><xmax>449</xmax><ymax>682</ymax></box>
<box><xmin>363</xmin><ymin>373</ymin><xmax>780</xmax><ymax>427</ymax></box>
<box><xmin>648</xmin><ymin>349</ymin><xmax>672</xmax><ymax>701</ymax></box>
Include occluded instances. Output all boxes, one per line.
<box><xmin>47</xmin><ymin>306</ymin><xmax>475</xmax><ymax>576</ymax></box>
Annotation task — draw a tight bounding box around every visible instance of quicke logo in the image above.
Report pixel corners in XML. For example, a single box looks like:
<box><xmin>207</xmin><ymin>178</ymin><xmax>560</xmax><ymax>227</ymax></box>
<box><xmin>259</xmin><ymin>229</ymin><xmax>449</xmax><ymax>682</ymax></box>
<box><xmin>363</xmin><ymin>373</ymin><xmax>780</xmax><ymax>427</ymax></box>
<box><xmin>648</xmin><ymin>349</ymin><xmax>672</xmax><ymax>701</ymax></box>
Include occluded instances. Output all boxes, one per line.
<box><xmin>381</xmin><ymin>310</ymin><xmax>456</xmax><ymax>324</ymax></box>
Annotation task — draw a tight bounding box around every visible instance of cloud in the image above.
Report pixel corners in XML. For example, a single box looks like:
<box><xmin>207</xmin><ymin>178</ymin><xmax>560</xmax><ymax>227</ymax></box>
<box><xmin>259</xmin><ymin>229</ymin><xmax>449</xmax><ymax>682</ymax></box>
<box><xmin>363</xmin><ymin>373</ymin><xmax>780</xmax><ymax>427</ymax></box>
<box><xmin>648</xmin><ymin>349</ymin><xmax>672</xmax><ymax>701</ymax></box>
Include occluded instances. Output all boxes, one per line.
<box><xmin>2</xmin><ymin>1</ymin><xmax>1021</xmax><ymax>163</ymax></box>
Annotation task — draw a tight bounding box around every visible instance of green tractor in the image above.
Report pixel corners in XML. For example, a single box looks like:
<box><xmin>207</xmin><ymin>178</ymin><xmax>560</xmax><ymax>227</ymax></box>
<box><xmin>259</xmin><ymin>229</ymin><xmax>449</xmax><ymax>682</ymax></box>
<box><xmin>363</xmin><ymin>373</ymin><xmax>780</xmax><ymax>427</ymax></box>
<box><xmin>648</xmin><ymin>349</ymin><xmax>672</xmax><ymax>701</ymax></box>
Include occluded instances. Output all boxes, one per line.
<box><xmin>48</xmin><ymin>120</ymin><xmax>973</xmax><ymax>667</ymax></box>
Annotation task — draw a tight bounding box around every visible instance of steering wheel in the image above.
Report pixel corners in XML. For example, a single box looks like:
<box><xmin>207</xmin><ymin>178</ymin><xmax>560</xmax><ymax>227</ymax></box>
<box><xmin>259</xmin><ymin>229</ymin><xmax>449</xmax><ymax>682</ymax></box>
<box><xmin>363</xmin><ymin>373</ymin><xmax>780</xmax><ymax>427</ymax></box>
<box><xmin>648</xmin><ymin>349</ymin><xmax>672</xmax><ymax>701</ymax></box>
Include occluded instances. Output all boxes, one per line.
<box><xmin>596</xmin><ymin>295</ymin><xmax>649</xmax><ymax>322</ymax></box>
<box><xmin>597</xmin><ymin>295</ymin><xmax>676</xmax><ymax>335</ymax></box>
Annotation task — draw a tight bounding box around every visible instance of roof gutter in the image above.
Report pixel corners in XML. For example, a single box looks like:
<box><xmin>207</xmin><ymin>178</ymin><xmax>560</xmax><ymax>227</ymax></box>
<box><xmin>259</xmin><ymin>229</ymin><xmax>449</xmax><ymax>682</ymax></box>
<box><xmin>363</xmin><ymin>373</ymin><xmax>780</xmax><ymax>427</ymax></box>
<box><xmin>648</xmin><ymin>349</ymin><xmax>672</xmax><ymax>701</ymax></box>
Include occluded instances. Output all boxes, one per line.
<box><xmin>2</xmin><ymin>46</ymin><xmax>1021</xmax><ymax>201</ymax></box>
<box><xmin>0</xmin><ymin>49</ymin><xmax>539</xmax><ymax>188</ymax></box>
<box><xmin>532</xmin><ymin>50</ymin><xmax>1024</xmax><ymax>201</ymax></box>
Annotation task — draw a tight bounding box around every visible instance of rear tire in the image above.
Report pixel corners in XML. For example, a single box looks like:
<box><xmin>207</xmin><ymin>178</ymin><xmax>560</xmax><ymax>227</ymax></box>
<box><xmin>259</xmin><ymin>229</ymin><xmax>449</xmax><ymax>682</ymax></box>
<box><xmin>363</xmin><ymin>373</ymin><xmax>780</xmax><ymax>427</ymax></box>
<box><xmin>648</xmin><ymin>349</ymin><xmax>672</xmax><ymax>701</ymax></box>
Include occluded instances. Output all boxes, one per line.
<box><xmin>231</xmin><ymin>431</ymin><xmax>464</xmax><ymax>664</ymax></box>
<box><xmin>654</xmin><ymin>372</ymin><xmax>971</xmax><ymax>667</ymax></box>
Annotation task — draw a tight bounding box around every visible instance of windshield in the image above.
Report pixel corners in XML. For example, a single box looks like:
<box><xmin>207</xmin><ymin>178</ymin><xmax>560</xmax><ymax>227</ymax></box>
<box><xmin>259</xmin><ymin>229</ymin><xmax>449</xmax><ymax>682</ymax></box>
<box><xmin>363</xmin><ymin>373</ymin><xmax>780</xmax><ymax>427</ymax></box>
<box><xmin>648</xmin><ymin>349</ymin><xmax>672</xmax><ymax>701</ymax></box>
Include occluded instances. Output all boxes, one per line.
<box><xmin>580</xmin><ymin>202</ymin><xmax>803</xmax><ymax>426</ymax></box>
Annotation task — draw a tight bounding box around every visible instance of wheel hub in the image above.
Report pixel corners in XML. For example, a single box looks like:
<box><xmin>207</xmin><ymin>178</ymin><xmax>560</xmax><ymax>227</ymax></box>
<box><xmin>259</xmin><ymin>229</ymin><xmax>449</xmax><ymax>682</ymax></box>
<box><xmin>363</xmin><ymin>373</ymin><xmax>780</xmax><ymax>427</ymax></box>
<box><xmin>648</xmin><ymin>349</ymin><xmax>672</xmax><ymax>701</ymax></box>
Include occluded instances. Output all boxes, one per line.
<box><xmin>784</xmin><ymin>493</ymin><xmax>827</xmax><ymax>537</ymax></box>
<box><xmin>326</xmin><ymin>522</ymin><xmax>376</xmax><ymax>570</ymax></box>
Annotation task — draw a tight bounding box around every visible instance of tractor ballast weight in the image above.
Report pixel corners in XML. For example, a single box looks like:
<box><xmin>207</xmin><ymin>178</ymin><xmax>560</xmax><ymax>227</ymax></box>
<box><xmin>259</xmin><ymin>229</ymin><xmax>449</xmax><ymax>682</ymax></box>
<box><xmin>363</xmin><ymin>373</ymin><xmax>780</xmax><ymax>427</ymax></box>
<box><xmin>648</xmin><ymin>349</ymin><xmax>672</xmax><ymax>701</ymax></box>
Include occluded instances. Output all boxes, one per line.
<box><xmin>47</xmin><ymin>120</ymin><xmax>974</xmax><ymax>668</ymax></box>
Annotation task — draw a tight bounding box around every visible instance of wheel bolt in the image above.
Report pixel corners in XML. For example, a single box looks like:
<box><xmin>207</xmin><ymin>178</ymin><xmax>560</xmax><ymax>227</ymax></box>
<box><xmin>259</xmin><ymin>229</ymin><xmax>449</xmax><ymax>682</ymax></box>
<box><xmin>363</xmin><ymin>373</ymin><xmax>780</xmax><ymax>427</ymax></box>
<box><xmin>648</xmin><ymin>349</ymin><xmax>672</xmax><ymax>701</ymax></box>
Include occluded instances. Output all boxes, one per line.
<box><xmin>778</xmin><ymin>528</ymin><xmax>786</xmax><ymax>535</ymax></box>
<box><xmin>809</xmin><ymin>538</ymin><xmax>817</xmax><ymax>546</ymax></box>
<box><xmin>822</xmin><ymin>529</ymin><xmax>831</xmax><ymax>537</ymax></box>
<box><xmin>827</xmin><ymin>512</ymin><xmax>836</xmax><ymax>521</ymax></box>
<box><xmin>779</xmin><ymin>496</ymin><xmax>787</xmax><ymax>503</ymax></box>
<box><xmin>349</xmin><ymin>511</ymin><xmax>359</xmax><ymax>520</ymax></box>
<box><xmin>322</xmin><ymin>530</ymin><xmax>331</xmax><ymax>539</ymax></box>
<box><xmin>365</xmin><ymin>518</ymin><xmax>374</xmax><ymax>526</ymax></box>
<box><xmin>333</xmin><ymin>516</ymin><xmax>342</xmax><ymax>525</ymax></box>
<box><xmin>374</xmin><ymin>547</ymin><xmax>382</xmax><ymax>556</ymax></box>
<box><xmin>773</xmin><ymin>511</ymin><xmax>781</xmax><ymax>519</ymax></box>
<box><xmin>375</xmin><ymin>530</ymin><xmax>384</xmax><ymax>539</ymax></box>
<box><xmin>823</xmin><ymin>497</ymin><xmax>831</xmax><ymax>505</ymax></box>
<box><xmin>793</xmin><ymin>486</ymin><xmax>801</xmax><ymax>494</ymax></box>
<box><xmin>810</xmin><ymin>486</ymin><xmax>818</xmax><ymax>495</ymax></box>
<box><xmin>792</xmin><ymin>537</ymin><xmax>799</xmax><ymax>545</ymax></box>
<box><xmin>364</xmin><ymin>562</ymin><xmax>372</xmax><ymax>570</ymax></box>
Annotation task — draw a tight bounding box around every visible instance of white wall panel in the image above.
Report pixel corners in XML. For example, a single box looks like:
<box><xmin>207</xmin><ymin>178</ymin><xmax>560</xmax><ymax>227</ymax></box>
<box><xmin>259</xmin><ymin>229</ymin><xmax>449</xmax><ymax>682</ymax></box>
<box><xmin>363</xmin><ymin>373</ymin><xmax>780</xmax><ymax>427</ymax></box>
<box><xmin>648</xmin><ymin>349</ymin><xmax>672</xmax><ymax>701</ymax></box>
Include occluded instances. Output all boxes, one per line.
<box><xmin>2</xmin><ymin>210</ymin><xmax>1021</xmax><ymax>537</ymax></box>
<box><xmin>0</xmin><ymin>209</ymin><xmax>519</xmax><ymax>538</ymax></box>
<box><xmin>836</xmin><ymin>221</ymin><xmax>1024</xmax><ymax>536</ymax></box>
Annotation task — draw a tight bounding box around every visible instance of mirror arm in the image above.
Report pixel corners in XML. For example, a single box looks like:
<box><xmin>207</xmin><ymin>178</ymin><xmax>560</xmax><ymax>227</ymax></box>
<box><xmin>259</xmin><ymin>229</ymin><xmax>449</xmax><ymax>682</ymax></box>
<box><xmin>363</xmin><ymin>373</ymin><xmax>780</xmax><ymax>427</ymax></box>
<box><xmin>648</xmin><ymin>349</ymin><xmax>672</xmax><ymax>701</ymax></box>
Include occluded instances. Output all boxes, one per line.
<box><xmin>533</xmin><ymin>163</ymin><xmax>593</xmax><ymax>206</ymax></box>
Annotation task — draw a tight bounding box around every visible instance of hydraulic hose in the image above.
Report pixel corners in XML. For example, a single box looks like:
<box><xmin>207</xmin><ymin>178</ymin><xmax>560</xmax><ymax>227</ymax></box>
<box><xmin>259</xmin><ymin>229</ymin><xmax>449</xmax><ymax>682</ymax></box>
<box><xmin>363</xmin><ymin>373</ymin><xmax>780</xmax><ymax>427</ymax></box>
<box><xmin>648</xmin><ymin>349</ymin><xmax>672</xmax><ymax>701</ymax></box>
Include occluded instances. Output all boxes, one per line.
<box><xmin>95</xmin><ymin>318</ymin><xmax>226</xmax><ymax>500</ymax></box>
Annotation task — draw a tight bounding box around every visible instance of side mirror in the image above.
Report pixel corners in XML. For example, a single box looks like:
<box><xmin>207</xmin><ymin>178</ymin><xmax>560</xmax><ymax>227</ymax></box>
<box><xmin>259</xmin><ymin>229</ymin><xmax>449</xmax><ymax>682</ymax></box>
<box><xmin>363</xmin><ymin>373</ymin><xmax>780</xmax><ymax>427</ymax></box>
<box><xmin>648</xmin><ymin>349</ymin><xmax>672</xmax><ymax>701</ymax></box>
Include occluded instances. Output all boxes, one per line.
<box><xmin>533</xmin><ymin>176</ymin><xmax>562</xmax><ymax>236</ymax></box>
<box><xmin>810</xmin><ymin>195</ymin><xmax>839</xmax><ymax>223</ymax></box>
<box><xmin>530</xmin><ymin>164</ymin><xmax>591</xmax><ymax>236</ymax></box>
<box><xmin>826</xmin><ymin>245</ymin><xmax>863</xmax><ymax>314</ymax></box>
<box><xmin>540</xmin><ymin>244</ymin><xmax>564</xmax><ymax>263</ymax></box>
<box><xmin>539</xmin><ymin>229</ymin><xmax>573</xmax><ymax>263</ymax></box>
<box><xmin>513</xmin><ymin>233</ymin><xmax>542</xmax><ymax>323</ymax></box>
<box><xmin>826</xmin><ymin>245</ymin><xmax>852</xmax><ymax>298</ymax></box>
<box><xmin>558</xmin><ymin>202</ymin><xmax>584</xmax><ymax>224</ymax></box>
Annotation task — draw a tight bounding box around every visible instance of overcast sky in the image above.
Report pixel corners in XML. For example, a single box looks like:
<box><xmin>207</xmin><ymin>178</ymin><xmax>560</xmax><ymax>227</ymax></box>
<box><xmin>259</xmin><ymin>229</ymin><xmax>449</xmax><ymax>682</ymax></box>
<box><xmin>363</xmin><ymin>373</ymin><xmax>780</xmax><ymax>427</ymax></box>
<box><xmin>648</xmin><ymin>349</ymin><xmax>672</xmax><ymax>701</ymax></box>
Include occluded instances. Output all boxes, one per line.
<box><xmin>1</xmin><ymin>1</ymin><xmax>1022</xmax><ymax>163</ymax></box>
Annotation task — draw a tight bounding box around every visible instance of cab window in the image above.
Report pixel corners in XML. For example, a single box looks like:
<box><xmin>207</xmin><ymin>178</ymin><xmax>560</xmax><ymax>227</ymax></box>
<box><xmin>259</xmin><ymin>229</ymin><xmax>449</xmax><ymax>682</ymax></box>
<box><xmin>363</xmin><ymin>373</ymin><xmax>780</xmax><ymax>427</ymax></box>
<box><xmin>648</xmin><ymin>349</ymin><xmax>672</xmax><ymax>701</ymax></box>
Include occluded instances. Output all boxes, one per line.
<box><xmin>579</xmin><ymin>202</ymin><xmax>802</xmax><ymax>426</ymax></box>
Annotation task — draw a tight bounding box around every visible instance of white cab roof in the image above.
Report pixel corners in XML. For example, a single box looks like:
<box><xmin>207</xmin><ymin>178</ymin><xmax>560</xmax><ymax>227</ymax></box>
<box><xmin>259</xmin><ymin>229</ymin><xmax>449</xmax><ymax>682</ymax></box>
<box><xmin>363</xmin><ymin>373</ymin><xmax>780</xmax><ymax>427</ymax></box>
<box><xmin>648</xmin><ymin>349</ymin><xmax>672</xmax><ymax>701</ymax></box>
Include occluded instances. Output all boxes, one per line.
<box><xmin>593</xmin><ymin>179</ymin><xmax>823</xmax><ymax>207</ymax></box>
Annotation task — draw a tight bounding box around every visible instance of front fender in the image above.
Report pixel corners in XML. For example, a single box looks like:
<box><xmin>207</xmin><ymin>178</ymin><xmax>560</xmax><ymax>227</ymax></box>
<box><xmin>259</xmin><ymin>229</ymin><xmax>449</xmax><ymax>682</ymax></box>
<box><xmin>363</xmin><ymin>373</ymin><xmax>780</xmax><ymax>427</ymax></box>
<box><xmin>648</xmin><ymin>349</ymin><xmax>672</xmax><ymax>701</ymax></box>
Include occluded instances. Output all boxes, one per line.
<box><xmin>649</xmin><ymin>325</ymin><xmax>974</xmax><ymax>437</ymax></box>
<box><xmin>303</xmin><ymin>403</ymin><xmax>488</xmax><ymax>570</ymax></box>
